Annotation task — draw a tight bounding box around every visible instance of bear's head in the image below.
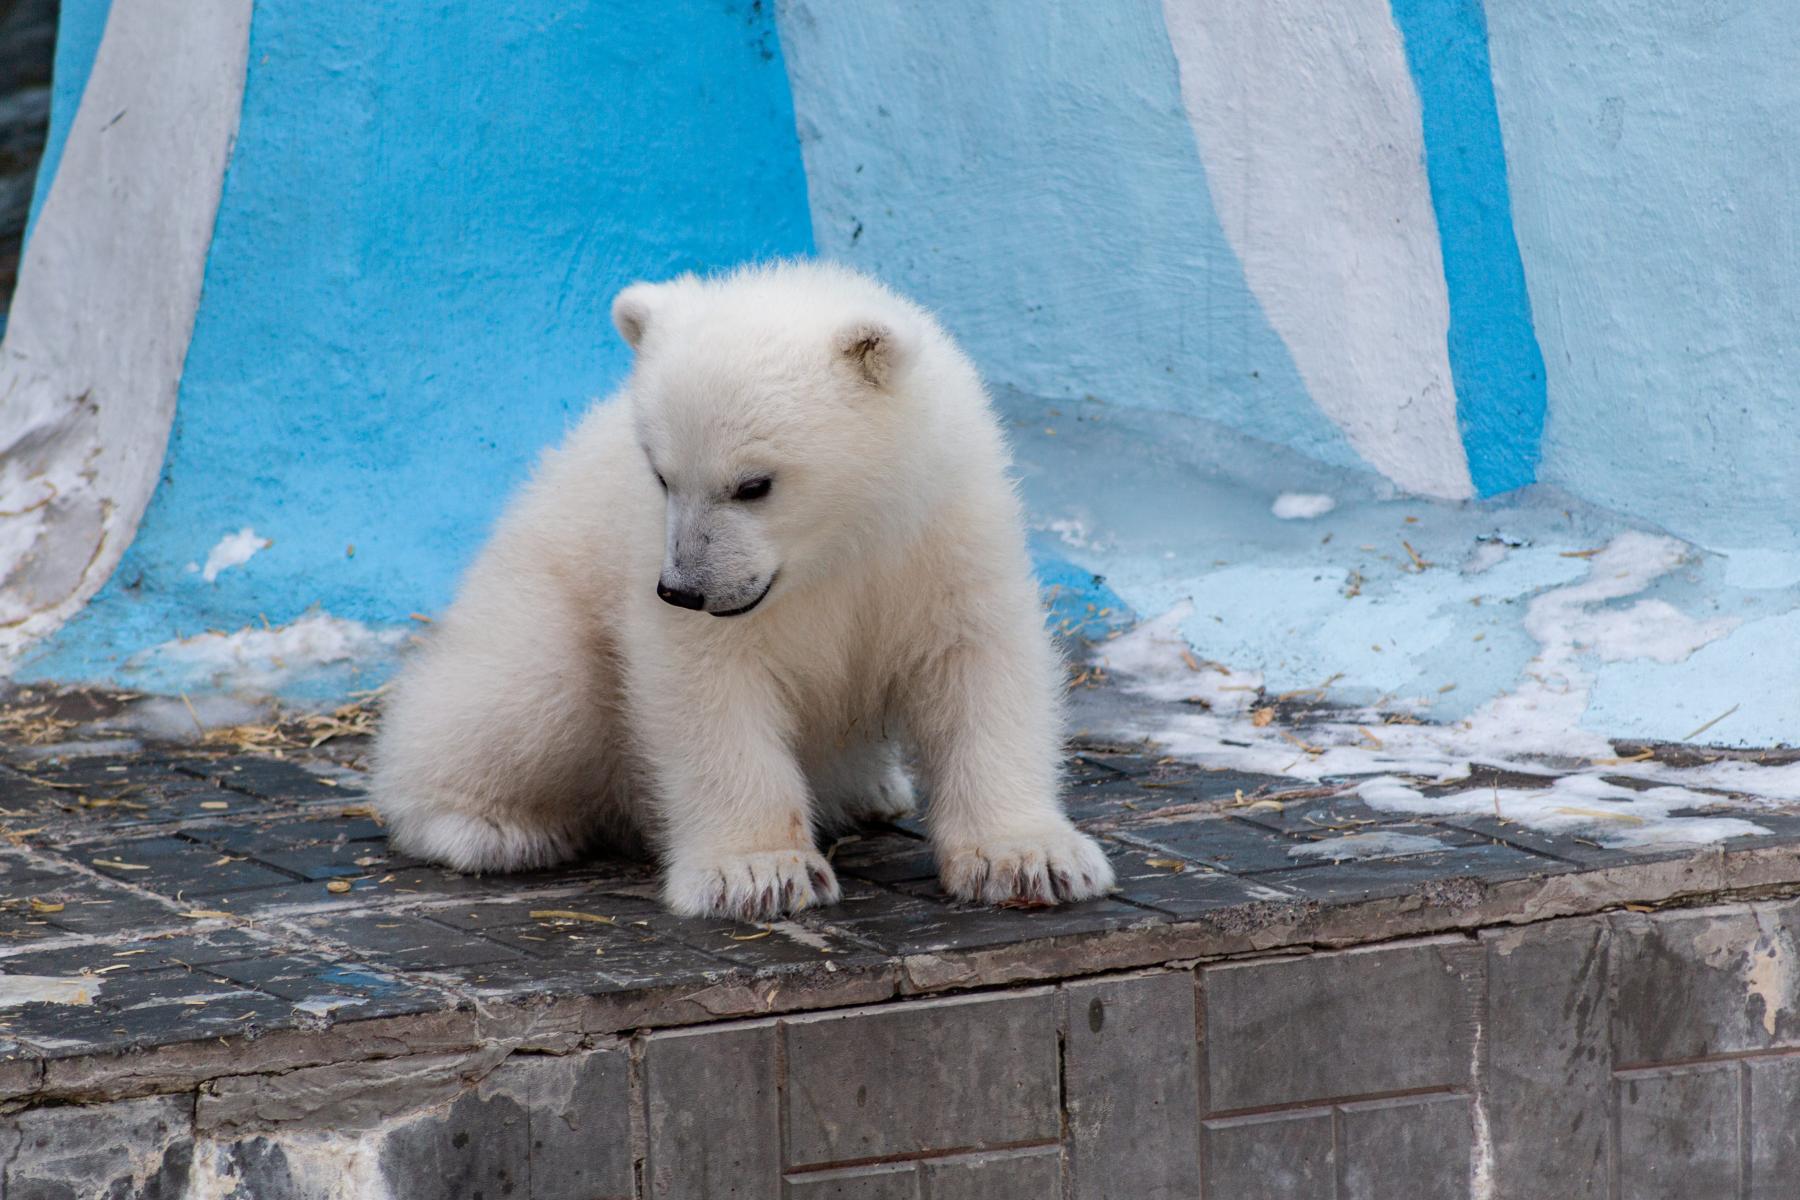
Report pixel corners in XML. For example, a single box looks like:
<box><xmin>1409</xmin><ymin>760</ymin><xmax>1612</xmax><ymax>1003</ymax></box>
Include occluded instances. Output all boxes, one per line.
<box><xmin>613</xmin><ymin>263</ymin><xmax>946</xmax><ymax>619</ymax></box>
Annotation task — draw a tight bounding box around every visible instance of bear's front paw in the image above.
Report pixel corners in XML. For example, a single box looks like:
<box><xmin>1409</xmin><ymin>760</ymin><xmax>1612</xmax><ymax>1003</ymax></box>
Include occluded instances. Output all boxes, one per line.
<box><xmin>662</xmin><ymin>848</ymin><xmax>842</xmax><ymax>921</ymax></box>
<box><xmin>938</xmin><ymin>822</ymin><xmax>1115</xmax><ymax>908</ymax></box>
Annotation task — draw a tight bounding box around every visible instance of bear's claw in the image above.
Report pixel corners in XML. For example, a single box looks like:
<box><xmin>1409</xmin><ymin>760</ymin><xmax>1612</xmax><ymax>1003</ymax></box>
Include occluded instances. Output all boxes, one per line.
<box><xmin>663</xmin><ymin>848</ymin><xmax>842</xmax><ymax>922</ymax></box>
<box><xmin>939</xmin><ymin>824</ymin><xmax>1115</xmax><ymax>908</ymax></box>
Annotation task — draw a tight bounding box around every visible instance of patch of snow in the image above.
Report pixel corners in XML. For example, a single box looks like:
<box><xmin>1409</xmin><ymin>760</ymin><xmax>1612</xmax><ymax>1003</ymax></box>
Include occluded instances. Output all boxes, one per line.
<box><xmin>1095</xmin><ymin>600</ymin><xmax>1264</xmax><ymax>713</ymax></box>
<box><xmin>1356</xmin><ymin>774</ymin><xmax>1769</xmax><ymax>848</ymax></box>
<box><xmin>1286</xmin><ymin>830</ymin><xmax>1445</xmax><ymax>860</ymax></box>
<box><xmin>11</xmin><ymin>738</ymin><xmax>143</xmax><ymax>760</ymax></box>
<box><xmin>1038</xmin><ymin>515</ymin><xmax>1108</xmax><ymax>551</ymax></box>
<box><xmin>200</xmin><ymin>526</ymin><xmax>270</xmax><ymax>583</ymax></box>
<box><xmin>125</xmin><ymin>613</ymin><xmax>405</xmax><ymax>695</ymax></box>
<box><xmin>0</xmin><ymin>974</ymin><xmax>98</xmax><ymax>1007</ymax></box>
<box><xmin>1085</xmin><ymin>533</ymin><xmax>1797</xmax><ymax>839</ymax></box>
<box><xmin>1450</xmin><ymin>531</ymin><xmax>1734</xmax><ymax>760</ymax></box>
<box><xmin>102</xmin><ymin>693</ymin><xmax>270</xmax><ymax>739</ymax></box>
<box><xmin>1462</xmin><ymin>540</ymin><xmax>1511</xmax><ymax>575</ymax></box>
<box><xmin>1272</xmin><ymin>492</ymin><xmax>1336</xmax><ymax>520</ymax></box>
<box><xmin>293</xmin><ymin>995</ymin><xmax>370</xmax><ymax>1018</ymax></box>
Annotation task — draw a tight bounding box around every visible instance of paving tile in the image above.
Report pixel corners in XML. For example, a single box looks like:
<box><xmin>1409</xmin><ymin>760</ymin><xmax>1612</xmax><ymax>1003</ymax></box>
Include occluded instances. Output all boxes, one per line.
<box><xmin>1060</xmin><ymin>771</ymin><xmax>1210</xmax><ymax>824</ymax></box>
<box><xmin>632</xmin><ymin>911</ymin><xmax>885</xmax><ymax>970</ymax></box>
<box><xmin>819</xmin><ymin>883</ymin><xmax>1153</xmax><ymax>956</ymax></box>
<box><xmin>201</xmin><ymin>956</ymin><xmax>450</xmax><ymax>1022</ymax></box>
<box><xmin>418</xmin><ymin>894</ymin><xmax>665</xmax><ymax>934</ymax></box>
<box><xmin>0</xmin><ymin>855</ymin><xmax>176</xmax><ymax>940</ymax></box>
<box><xmin>174</xmin><ymin>874</ymin><xmax>410</xmax><ymax>916</ymax></box>
<box><xmin>464</xmin><ymin>919</ymin><xmax>732</xmax><ymax>991</ymax></box>
<box><xmin>175</xmin><ymin>755</ymin><xmax>363</xmax><ymax>803</ymax></box>
<box><xmin>0</xmin><ymin>968</ymin><xmax>296</xmax><ymax>1054</ymax></box>
<box><xmin>0</xmin><ymin>763</ymin><xmax>88</xmax><ymax>810</ymax></box>
<box><xmin>188</xmin><ymin>811</ymin><xmax>388</xmax><ymax>856</ymax></box>
<box><xmin>369</xmin><ymin>857</ymin><xmax>657</xmax><ymax>903</ymax></box>
<box><xmin>1064</xmin><ymin>747</ymin><xmax>1159</xmax><ymax>778</ymax></box>
<box><xmin>54</xmin><ymin>835</ymin><xmax>302</xmax><ymax>899</ymax></box>
<box><xmin>1251</xmin><ymin>843</ymin><xmax>1567</xmax><ymax>902</ymax></box>
<box><xmin>1436</xmin><ymin>815</ymin><xmax>1662</xmax><ymax>868</ymax></box>
<box><xmin>1102</xmin><ymin>843</ymin><xmax>1299</xmax><ymax>918</ymax></box>
<box><xmin>8</xmin><ymin>728</ymin><xmax>1800</xmax><ymax>1116</ymax></box>
<box><xmin>5</xmin><ymin>928</ymin><xmax>279</xmax><ymax>977</ymax></box>
<box><xmin>0</xmin><ymin>759</ymin><xmax>269</xmax><ymax>840</ymax></box>
<box><xmin>9</xmin><ymin>756</ymin><xmax>196</xmax><ymax>793</ymax></box>
<box><xmin>1227</xmin><ymin>790</ymin><xmax>1410</xmax><ymax>836</ymax></box>
<box><xmin>1114</xmin><ymin>816</ymin><xmax>1315</xmax><ymax>873</ymax></box>
<box><xmin>291</xmin><ymin>911</ymin><xmax>523</xmax><ymax>971</ymax></box>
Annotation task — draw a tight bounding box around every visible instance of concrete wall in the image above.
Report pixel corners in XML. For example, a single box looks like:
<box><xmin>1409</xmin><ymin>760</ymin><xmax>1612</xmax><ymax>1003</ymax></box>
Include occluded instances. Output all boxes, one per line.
<box><xmin>0</xmin><ymin>2</ymin><xmax>1793</xmax><ymax>740</ymax></box>
<box><xmin>9</xmin><ymin>900</ymin><xmax>1800</xmax><ymax>1198</ymax></box>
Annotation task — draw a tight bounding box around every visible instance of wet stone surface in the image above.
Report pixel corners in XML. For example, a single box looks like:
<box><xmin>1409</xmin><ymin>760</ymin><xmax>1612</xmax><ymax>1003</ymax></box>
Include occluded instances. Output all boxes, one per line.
<box><xmin>2</xmin><ymin>728</ymin><xmax>1799</xmax><ymax>1071</ymax></box>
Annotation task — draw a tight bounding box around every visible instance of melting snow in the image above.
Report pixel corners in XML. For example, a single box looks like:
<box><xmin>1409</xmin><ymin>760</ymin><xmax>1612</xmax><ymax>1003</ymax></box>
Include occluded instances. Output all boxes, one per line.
<box><xmin>1272</xmin><ymin>492</ymin><xmax>1336</xmax><ymax>519</ymax></box>
<box><xmin>126</xmin><ymin>613</ymin><xmax>404</xmax><ymax>694</ymax></box>
<box><xmin>1356</xmin><ymin>774</ymin><xmax>1770</xmax><ymax>848</ymax></box>
<box><xmin>1088</xmin><ymin>531</ymin><xmax>1797</xmax><ymax>843</ymax></box>
<box><xmin>200</xmin><ymin>526</ymin><xmax>271</xmax><ymax>582</ymax></box>
<box><xmin>1097</xmin><ymin>600</ymin><xmax>1263</xmax><ymax>713</ymax></box>
<box><xmin>1286</xmin><ymin>830</ymin><xmax>1446</xmax><ymax>861</ymax></box>
<box><xmin>0</xmin><ymin>974</ymin><xmax>98</xmax><ymax>1007</ymax></box>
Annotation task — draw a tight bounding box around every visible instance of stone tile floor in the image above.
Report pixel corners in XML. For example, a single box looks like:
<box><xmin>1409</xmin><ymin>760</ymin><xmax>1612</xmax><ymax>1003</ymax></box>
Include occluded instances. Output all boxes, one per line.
<box><xmin>3</xmin><ymin>689</ymin><xmax>1800</xmax><ymax>1100</ymax></box>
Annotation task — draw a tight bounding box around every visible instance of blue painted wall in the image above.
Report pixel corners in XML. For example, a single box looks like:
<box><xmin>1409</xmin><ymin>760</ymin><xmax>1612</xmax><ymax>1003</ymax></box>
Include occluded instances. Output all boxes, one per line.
<box><xmin>778</xmin><ymin>0</ymin><xmax>1364</xmax><ymax>472</ymax></box>
<box><xmin>26</xmin><ymin>0</ymin><xmax>815</xmax><ymax>680</ymax></box>
<box><xmin>1484</xmin><ymin>0</ymin><xmax>1800</xmax><ymax>551</ymax></box>
<box><xmin>1390</xmin><ymin>0</ymin><xmax>1546</xmax><ymax>496</ymax></box>
<box><xmin>10</xmin><ymin>0</ymin><xmax>1798</xmax><ymax>739</ymax></box>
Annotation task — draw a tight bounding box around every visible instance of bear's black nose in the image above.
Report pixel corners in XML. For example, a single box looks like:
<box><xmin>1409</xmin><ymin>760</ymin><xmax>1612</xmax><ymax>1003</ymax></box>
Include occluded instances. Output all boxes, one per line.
<box><xmin>656</xmin><ymin>581</ymin><xmax>705</xmax><ymax>610</ymax></box>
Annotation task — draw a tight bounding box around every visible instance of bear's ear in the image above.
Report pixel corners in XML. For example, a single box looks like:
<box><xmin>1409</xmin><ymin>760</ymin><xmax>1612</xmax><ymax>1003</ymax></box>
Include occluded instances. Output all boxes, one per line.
<box><xmin>611</xmin><ymin>283</ymin><xmax>659</xmax><ymax>352</ymax></box>
<box><xmin>834</xmin><ymin>320</ymin><xmax>909</xmax><ymax>389</ymax></box>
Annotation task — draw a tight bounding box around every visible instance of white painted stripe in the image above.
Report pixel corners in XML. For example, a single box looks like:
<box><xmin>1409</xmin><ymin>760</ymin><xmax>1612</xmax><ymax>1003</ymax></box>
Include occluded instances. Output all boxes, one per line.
<box><xmin>0</xmin><ymin>0</ymin><xmax>252</xmax><ymax>663</ymax></box>
<box><xmin>1161</xmin><ymin>0</ymin><xmax>1474</xmax><ymax>499</ymax></box>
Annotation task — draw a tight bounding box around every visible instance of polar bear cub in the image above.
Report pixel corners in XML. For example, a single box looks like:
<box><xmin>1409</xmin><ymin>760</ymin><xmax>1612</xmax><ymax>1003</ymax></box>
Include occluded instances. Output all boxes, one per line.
<box><xmin>371</xmin><ymin>261</ymin><xmax>1113</xmax><ymax>920</ymax></box>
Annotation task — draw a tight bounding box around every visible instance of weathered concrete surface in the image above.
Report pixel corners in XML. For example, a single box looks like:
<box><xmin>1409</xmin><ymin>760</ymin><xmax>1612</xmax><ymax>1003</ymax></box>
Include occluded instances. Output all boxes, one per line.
<box><xmin>2</xmin><ymin>702</ymin><xmax>1799</xmax><ymax>1195</ymax></box>
<box><xmin>5</xmin><ymin>903</ymin><xmax>1800</xmax><ymax>1197</ymax></box>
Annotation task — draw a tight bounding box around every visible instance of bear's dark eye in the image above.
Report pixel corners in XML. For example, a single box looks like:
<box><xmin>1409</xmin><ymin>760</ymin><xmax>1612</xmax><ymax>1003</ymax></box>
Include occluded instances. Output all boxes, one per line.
<box><xmin>732</xmin><ymin>476</ymin><xmax>773</xmax><ymax>502</ymax></box>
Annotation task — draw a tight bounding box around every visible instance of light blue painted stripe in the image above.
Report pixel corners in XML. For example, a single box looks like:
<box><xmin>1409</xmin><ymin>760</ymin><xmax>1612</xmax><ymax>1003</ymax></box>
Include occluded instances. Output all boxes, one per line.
<box><xmin>23</xmin><ymin>1</ymin><xmax>815</xmax><ymax>689</ymax></box>
<box><xmin>1390</xmin><ymin>0</ymin><xmax>1547</xmax><ymax>496</ymax></box>
<box><xmin>24</xmin><ymin>0</ymin><xmax>113</xmax><ymax>242</ymax></box>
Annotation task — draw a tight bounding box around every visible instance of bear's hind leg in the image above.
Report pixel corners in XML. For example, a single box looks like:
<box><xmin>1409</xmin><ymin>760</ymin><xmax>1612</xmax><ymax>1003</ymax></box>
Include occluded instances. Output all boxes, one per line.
<box><xmin>372</xmin><ymin>594</ymin><xmax>626</xmax><ymax>874</ymax></box>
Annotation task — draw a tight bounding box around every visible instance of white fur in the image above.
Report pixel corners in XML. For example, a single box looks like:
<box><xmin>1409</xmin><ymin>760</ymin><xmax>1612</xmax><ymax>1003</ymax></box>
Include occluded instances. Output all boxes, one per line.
<box><xmin>371</xmin><ymin>261</ymin><xmax>1111</xmax><ymax>920</ymax></box>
